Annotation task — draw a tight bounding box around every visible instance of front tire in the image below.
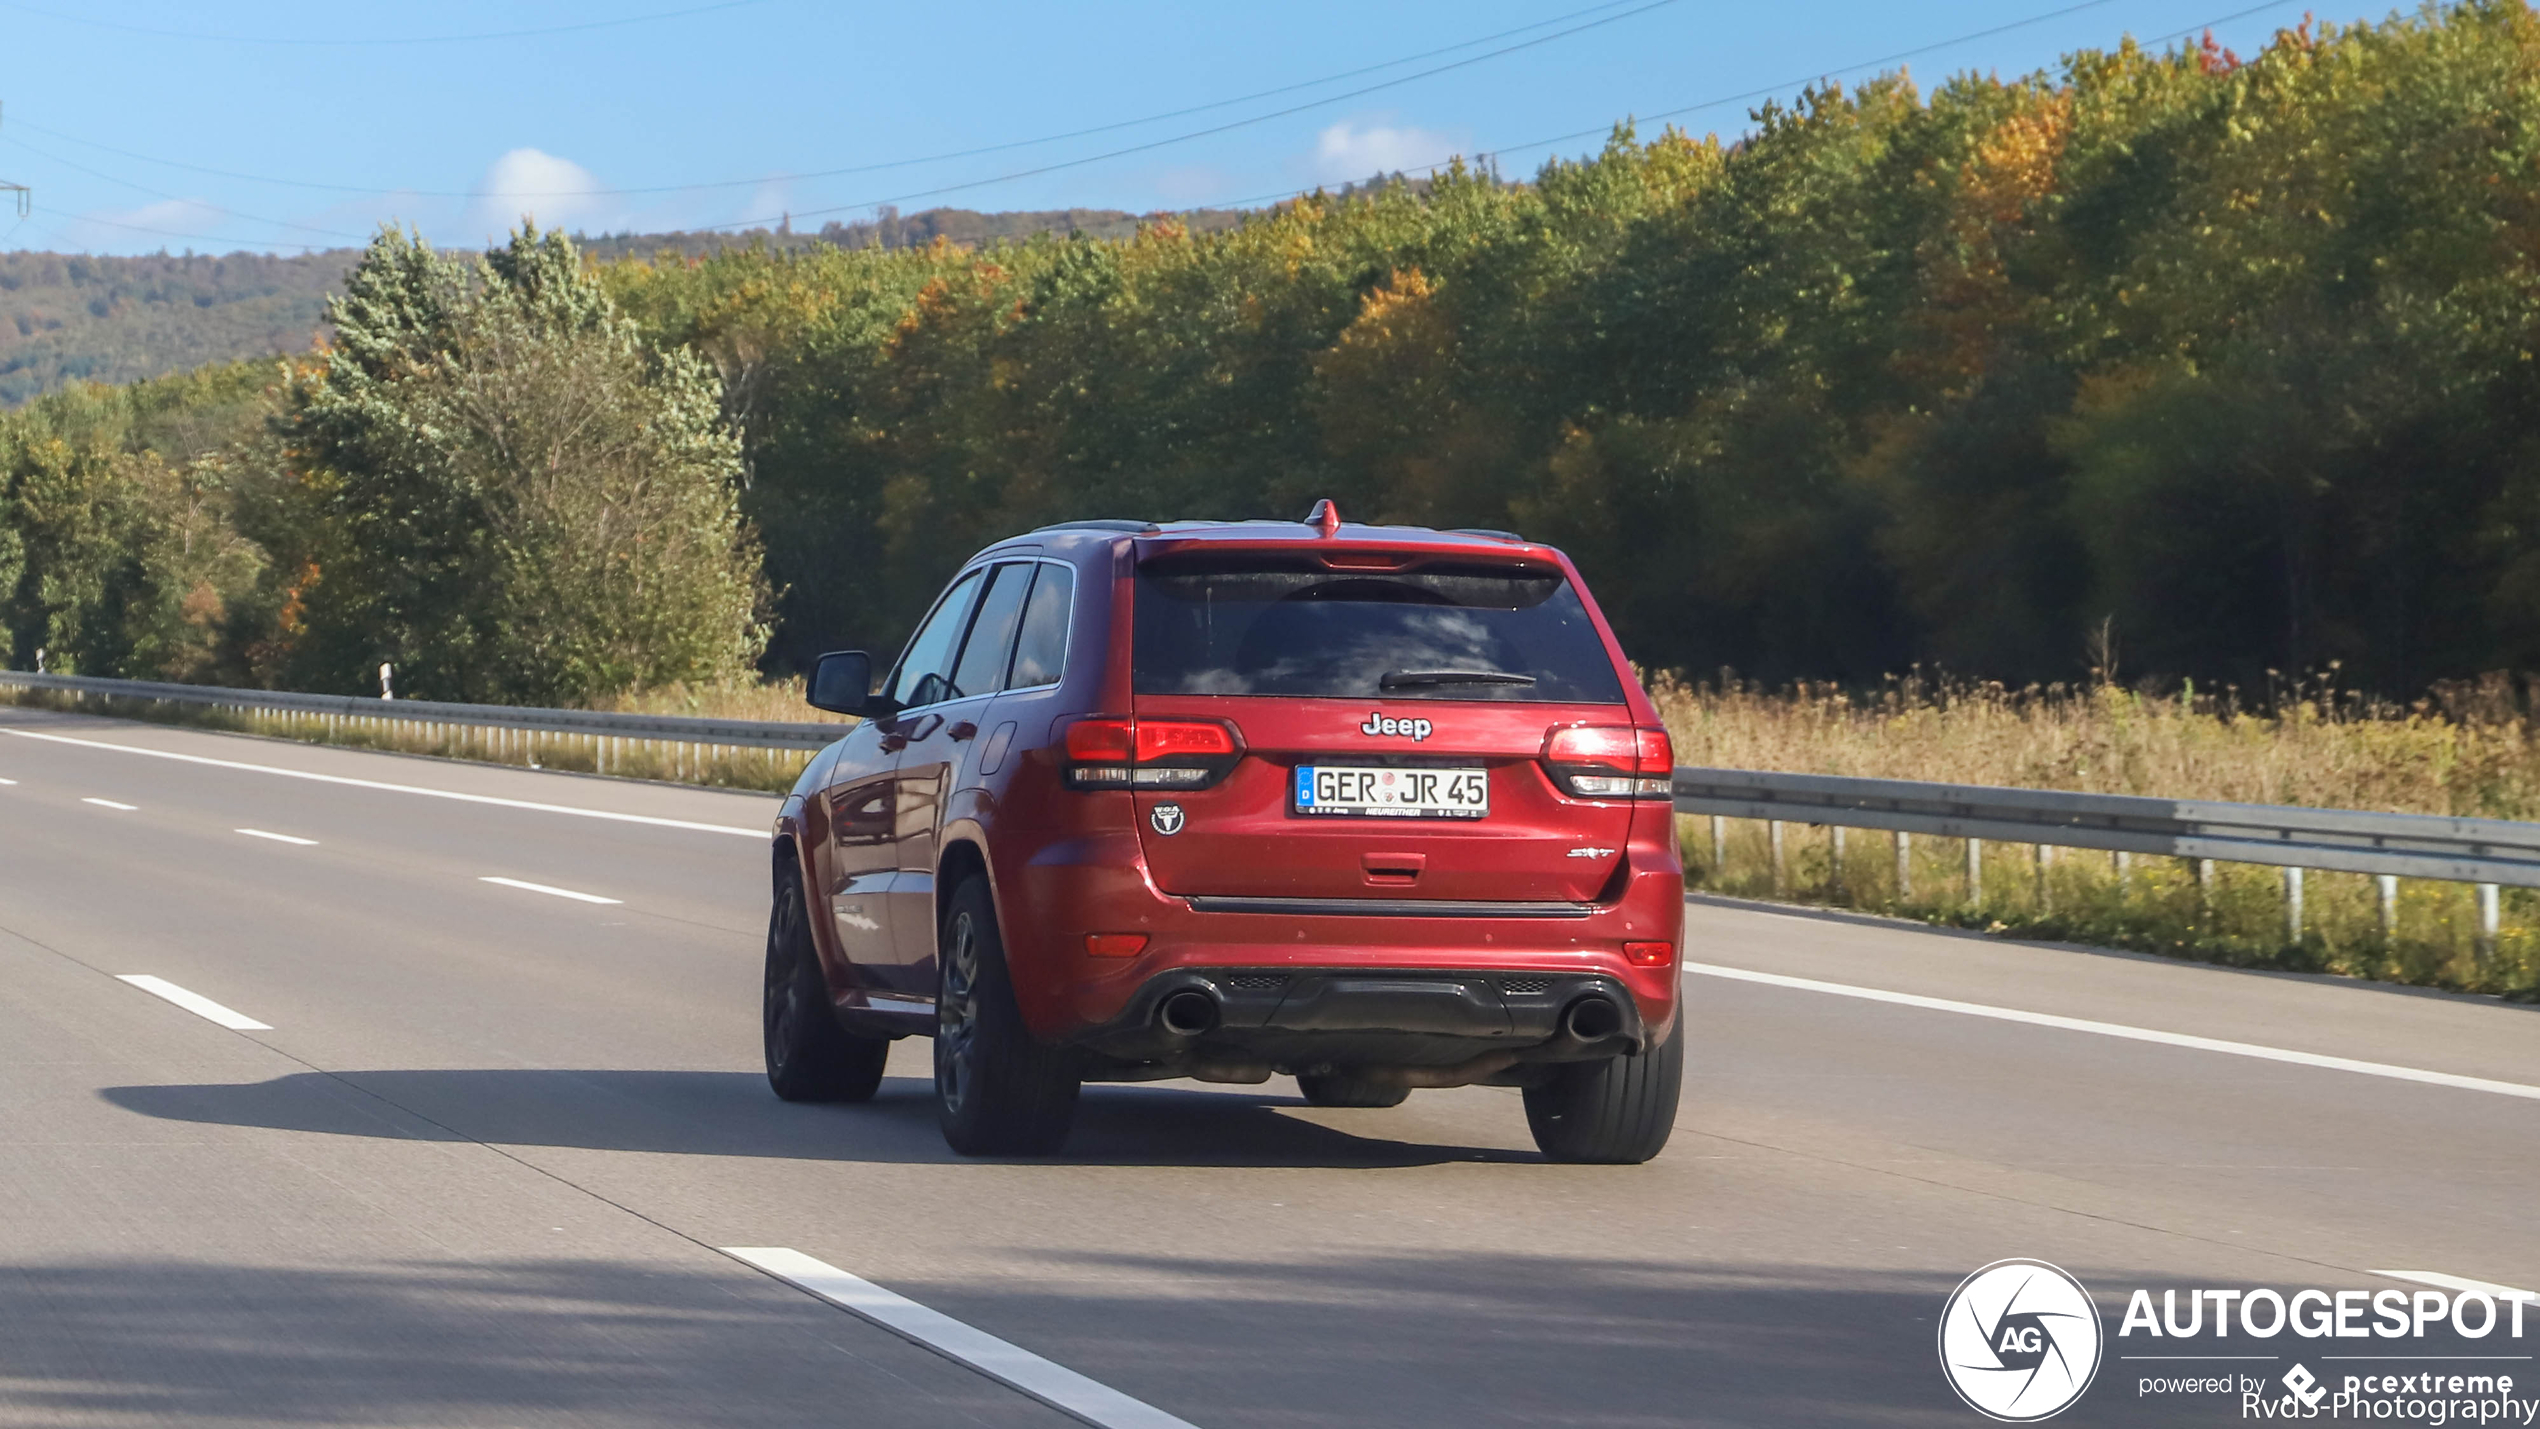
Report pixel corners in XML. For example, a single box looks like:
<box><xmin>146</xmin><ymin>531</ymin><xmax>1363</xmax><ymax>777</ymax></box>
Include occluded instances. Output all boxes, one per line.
<box><xmin>1522</xmin><ymin>1021</ymin><xmax>1682</xmax><ymax>1164</ymax></box>
<box><xmin>935</xmin><ymin>876</ymin><xmax>1079</xmax><ymax>1155</ymax></box>
<box><xmin>763</xmin><ymin>868</ymin><xmax>889</xmax><ymax>1103</ymax></box>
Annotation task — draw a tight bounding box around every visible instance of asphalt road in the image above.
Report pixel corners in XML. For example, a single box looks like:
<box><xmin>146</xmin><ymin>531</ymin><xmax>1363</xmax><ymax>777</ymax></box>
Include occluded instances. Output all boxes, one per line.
<box><xmin>2</xmin><ymin>704</ymin><xmax>2535</xmax><ymax>1428</ymax></box>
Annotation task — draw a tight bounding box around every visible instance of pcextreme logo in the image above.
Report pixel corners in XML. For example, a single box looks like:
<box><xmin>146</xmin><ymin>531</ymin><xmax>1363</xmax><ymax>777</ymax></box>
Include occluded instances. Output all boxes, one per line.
<box><xmin>1940</xmin><ymin>1259</ymin><xmax>2106</xmax><ymax>1422</ymax></box>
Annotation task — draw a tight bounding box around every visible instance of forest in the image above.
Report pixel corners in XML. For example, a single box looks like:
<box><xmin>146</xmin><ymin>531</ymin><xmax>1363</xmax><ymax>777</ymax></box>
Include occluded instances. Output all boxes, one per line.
<box><xmin>4</xmin><ymin>0</ymin><xmax>2538</xmax><ymax>702</ymax></box>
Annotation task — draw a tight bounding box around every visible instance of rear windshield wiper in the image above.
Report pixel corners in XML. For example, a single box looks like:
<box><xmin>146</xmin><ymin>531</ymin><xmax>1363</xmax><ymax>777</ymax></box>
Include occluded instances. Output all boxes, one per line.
<box><xmin>1379</xmin><ymin>669</ymin><xmax>1539</xmax><ymax>690</ymax></box>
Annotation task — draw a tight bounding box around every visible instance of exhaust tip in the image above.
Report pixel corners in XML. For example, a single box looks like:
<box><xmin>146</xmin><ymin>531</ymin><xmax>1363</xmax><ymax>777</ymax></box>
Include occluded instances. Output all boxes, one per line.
<box><xmin>1157</xmin><ymin>988</ymin><xmax>1221</xmax><ymax>1038</ymax></box>
<box><xmin>1562</xmin><ymin>993</ymin><xmax>1623</xmax><ymax>1043</ymax></box>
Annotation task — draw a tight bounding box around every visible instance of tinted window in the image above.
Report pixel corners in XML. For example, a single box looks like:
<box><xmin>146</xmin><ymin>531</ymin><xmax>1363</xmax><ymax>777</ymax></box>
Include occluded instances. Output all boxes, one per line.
<box><xmin>888</xmin><ymin>569</ymin><xmax>983</xmax><ymax>707</ymax></box>
<box><xmin>1133</xmin><ymin>556</ymin><xmax>1624</xmax><ymax>703</ymax></box>
<box><xmin>949</xmin><ymin>562</ymin><xmax>1034</xmax><ymax>699</ymax></box>
<box><xmin>1009</xmin><ymin>563</ymin><xmax>1075</xmax><ymax>688</ymax></box>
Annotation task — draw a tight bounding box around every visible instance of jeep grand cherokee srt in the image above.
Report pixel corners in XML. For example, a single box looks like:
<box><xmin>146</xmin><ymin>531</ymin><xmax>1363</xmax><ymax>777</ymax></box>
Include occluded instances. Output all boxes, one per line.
<box><xmin>763</xmin><ymin>502</ymin><xmax>1684</xmax><ymax>1162</ymax></box>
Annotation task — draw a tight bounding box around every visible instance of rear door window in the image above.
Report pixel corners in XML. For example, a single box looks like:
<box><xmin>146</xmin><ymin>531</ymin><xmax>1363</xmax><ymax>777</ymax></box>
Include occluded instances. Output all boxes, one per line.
<box><xmin>1133</xmin><ymin>555</ymin><xmax>1624</xmax><ymax>703</ymax></box>
<box><xmin>948</xmin><ymin>562</ymin><xmax>1035</xmax><ymax>698</ymax></box>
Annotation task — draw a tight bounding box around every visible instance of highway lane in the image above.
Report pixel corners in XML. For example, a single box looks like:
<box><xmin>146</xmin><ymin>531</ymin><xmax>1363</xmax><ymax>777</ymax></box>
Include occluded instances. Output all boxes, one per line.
<box><xmin>3</xmin><ymin>703</ymin><xmax>2536</xmax><ymax>1427</ymax></box>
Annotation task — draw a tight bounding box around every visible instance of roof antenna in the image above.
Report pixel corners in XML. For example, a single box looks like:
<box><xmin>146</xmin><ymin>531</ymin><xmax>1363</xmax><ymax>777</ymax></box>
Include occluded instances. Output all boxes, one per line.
<box><xmin>1304</xmin><ymin>499</ymin><xmax>1342</xmax><ymax>538</ymax></box>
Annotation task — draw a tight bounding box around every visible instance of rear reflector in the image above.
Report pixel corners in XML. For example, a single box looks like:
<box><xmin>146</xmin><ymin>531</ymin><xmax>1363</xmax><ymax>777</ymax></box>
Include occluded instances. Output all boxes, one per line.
<box><xmin>1623</xmin><ymin>941</ymin><xmax>1674</xmax><ymax>967</ymax></box>
<box><xmin>1085</xmin><ymin>933</ymin><xmax>1150</xmax><ymax>958</ymax></box>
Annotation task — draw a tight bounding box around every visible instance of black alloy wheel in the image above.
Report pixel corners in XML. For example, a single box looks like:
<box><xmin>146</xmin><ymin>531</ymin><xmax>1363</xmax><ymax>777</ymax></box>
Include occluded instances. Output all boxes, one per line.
<box><xmin>763</xmin><ymin>867</ymin><xmax>889</xmax><ymax>1103</ymax></box>
<box><xmin>934</xmin><ymin>876</ymin><xmax>1079</xmax><ymax>1155</ymax></box>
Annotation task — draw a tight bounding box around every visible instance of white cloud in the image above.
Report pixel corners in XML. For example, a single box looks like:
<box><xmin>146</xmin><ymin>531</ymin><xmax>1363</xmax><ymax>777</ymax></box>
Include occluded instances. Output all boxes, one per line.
<box><xmin>467</xmin><ymin>148</ymin><xmax>616</xmax><ymax>238</ymax></box>
<box><xmin>1309</xmin><ymin>120</ymin><xmax>1457</xmax><ymax>184</ymax></box>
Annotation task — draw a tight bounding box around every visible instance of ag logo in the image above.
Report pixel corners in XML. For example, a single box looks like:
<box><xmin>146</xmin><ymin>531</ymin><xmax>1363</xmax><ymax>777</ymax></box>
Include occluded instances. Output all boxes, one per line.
<box><xmin>1148</xmin><ymin>802</ymin><xmax>1186</xmax><ymax>836</ymax></box>
<box><xmin>1939</xmin><ymin>1259</ymin><xmax>2102</xmax><ymax>1421</ymax></box>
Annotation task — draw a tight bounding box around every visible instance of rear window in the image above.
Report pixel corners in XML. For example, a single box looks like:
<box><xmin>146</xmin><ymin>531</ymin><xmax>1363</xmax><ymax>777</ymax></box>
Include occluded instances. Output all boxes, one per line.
<box><xmin>1133</xmin><ymin>555</ymin><xmax>1625</xmax><ymax>703</ymax></box>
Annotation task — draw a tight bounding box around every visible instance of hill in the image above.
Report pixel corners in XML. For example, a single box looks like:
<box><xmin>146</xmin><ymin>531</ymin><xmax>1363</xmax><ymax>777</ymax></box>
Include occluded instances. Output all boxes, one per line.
<box><xmin>0</xmin><ymin>203</ymin><xmax>1256</xmax><ymax>407</ymax></box>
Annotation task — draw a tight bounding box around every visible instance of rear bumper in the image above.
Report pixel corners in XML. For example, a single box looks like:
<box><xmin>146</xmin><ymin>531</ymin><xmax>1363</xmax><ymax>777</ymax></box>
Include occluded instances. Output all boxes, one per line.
<box><xmin>997</xmin><ymin>833</ymin><xmax>1684</xmax><ymax>1051</ymax></box>
<box><xmin>1069</xmin><ymin>966</ymin><xmax>1646</xmax><ymax>1079</ymax></box>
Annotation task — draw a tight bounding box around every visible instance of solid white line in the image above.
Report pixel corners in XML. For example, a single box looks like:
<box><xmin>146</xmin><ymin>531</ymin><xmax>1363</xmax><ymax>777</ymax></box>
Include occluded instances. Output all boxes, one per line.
<box><xmin>81</xmin><ymin>797</ymin><xmax>137</xmax><ymax>810</ymax></box>
<box><xmin>115</xmin><ymin>974</ymin><xmax>271</xmax><ymax>1031</ymax></box>
<box><xmin>722</xmin><ymin>1247</ymin><xmax>1199</xmax><ymax>1429</ymax></box>
<box><xmin>0</xmin><ymin>727</ymin><xmax>762</xmax><ymax>838</ymax></box>
<box><xmin>235</xmin><ymin>828</ymin><xmax>317</xmax><ymax>846</ymax></box>
<box><xmin>2374</xmin><ymin>1271</ymin><xmax>2538</xmax><ymax>1302</ymax></box>
<box><xmin>480</xmin><ymin>876</ymin><xmax>621</xmax><ymax>905</ymax></box>
<box><xmin>1682</xmin><ymin>961</ymin><xmax>2540</xmax><ymax>1102</ymax></box>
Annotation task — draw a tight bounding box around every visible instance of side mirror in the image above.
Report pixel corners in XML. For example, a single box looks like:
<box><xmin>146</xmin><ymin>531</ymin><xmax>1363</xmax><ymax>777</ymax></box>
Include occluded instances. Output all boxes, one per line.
<box><xmin>807</xmin><ymin>650</ymin><xmax>878</xmax><ymax>716</ymax></box>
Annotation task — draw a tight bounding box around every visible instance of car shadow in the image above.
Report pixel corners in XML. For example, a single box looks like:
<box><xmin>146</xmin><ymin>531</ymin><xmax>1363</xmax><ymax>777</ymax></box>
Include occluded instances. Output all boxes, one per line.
<box><xmin>99</xmin><ymin>1068</ymin><xmax>1539</xmax><ymax>1168</ymax></box>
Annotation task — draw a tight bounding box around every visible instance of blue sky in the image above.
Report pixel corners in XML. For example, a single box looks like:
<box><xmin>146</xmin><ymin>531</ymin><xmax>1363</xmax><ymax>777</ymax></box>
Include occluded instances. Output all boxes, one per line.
<box><xmin>0</xmin><ymin>0</ymin><xmax>2383</xmax><ymax>256</ymax></box>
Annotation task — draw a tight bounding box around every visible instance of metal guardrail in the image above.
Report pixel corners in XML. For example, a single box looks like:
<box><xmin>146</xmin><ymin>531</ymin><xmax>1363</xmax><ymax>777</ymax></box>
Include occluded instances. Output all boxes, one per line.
<box><xmin>1672</xmin><ymin>767</ymin><xmax>2540</xmax><ymax>889</ymax></box>
<box><xmin>0</xmin><ymin>670</ymin><xmax>849</xmax><ymax>749</ymax></box>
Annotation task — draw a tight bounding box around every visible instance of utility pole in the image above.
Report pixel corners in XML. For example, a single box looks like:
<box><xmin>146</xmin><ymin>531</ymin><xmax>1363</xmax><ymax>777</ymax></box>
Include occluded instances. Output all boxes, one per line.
<box><xmin>0</xmin><ymin>103</ymin><xmax>30</xmax><ymax>220</ymax></box>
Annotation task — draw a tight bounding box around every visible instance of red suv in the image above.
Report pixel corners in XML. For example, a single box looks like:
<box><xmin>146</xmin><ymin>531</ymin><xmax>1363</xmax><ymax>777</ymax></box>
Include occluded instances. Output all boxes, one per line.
<box><xmin>764</xmin><ymin>502</ymin><xmax>1684</xmax><ymax>1162</ymax></box>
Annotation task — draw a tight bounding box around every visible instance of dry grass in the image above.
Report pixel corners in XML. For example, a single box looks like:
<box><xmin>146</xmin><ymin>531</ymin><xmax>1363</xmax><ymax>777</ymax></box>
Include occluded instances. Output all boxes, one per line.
<box><xmin>1650</xmin><ymin>673</ymin><xmax>2540</xmax><ymax>998</ymax></box>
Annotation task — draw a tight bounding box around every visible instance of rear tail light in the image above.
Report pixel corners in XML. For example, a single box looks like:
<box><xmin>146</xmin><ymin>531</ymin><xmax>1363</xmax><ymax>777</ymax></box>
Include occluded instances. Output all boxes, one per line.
<box><xmin>1542</xmin><ymin>725</ymin><xmax>1675</xmax><ymax>800</ymax></box>
<box><xmin>1624</xmin><ymin>941</ymin><xmax>1675</xmax><ymax>967</ymax></box>
<box><xmin>1063</xmin><ymin>716</ymin><xmax>1244</xmax><ymax>790</ymax></box>
<box><xmin>1085</xmin><ymin>933</ymin><xmax>1150</xmax><ymax>958</ymax></box>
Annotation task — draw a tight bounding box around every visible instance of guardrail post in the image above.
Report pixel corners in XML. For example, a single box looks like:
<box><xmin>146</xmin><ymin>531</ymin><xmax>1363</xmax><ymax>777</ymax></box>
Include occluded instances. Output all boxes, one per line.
<box><xmin>2035</xmin><ymin>844</ymin><xmax>2053</xmax><ymax>909</ymax></box>
<box><xmin>1769</xmin><ymin>820</ymin><xmax>1787</xmax><ymax>895</ymax></box>
<box><xmin>1708</xmin><ymin>815</ymin><xmax>1725</xmax><ymax>871</ymax></box>
<box><xmin>1830</xmin><ymin>825</ymin><xmax>1846</xmax><ymax>896</ymax></box>
<box><xmin>2283</xmin><ymin>867</ymin><xmax>2304</xmax><ymax>944</ymax></box>
<box><xmin>2197</xmin><ymin>859</ymin><xmax>2215</xmax><ymax>917</ymax></box>
<box><xmin>2115</xmin><ymin>850</ymin><xmax>2132</xmax><ymax>900</ymax></box>
<box><xmin>1894</xmin><ymin>831</ymin><xmax>1910</xmax><ymax>899</ymax></box>
<box><xmin>2377</xmin><ymin>874</ymin><xmax>2398</xmax><ymax>942</ymax></box>
<box><xmin>1966</xmin><ymin>838</ymin><xmax>1983</xmax><ymax>908</ymax></box>
<box><xmin>2477</xmin><ymin>883</ymin><xmax>2499</xmax><ymax>963</ymax></box>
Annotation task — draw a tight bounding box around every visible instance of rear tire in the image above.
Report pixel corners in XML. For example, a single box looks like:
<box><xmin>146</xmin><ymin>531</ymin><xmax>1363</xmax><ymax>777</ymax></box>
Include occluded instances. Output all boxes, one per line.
<box><xmin>1296</xmin><ymin>1072</ymin><xmax>1410</xmax><ymax>1108</ymax></box>
<box><xmin>763</xmin><ymin>867</ymin><xmax>890</xmax><ymax>1103</ymax></box>
<box><xmin>935</xmin><ymin>876</ymin><xmax>1079</xmax><ymax>1155</ymax></box>
<box><xmin>1522</xmin><ymin>1021</ymin><xmax>1682</xmax><ymax>1164</ymax></box>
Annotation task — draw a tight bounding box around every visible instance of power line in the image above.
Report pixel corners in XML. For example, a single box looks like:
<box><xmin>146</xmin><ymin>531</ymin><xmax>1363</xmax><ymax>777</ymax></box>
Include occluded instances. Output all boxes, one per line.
<box><xmin>1200</xmin><ymin>0</ymin><xmax>2310</xmax><ymax>212</ymax></box>
<box><xmin>689</xmin><ymin>0</ymin><xmax>1687</xmax><ymax>233</ymax></box>
<box><xmin>5</xmin><ymin>0</ymin><xmax>1653</xmax><ymax>201</ymax></box>
<box><xmin>0</xmin><ymin>131</ymin><xmax>370</xmax><ymax>243</ymax></box>
<box><xmin>0</xmin><ymin>0</ymin><xmax>774</xmax><ymax>47</ymax></box>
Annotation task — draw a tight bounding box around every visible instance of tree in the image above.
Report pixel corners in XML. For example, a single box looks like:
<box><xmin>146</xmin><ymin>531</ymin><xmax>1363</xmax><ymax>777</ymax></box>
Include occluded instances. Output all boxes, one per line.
<box><xmin>280</xmin><ymin>225</ymin><xmax>765</xmax><ymax>702</ymax></box>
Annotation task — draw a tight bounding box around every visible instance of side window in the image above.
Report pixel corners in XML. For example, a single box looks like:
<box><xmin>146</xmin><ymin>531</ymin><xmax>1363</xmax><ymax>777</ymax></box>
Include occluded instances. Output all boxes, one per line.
<box><xmin>887</xmin><ymin>569</ymin><xmax>984</xmax><ymax>708</ymax></box>
<box><xmin>1008</xmin><ymin>563</ymin><xmax>1075</xmax><ymax>688</ymax></box>
<box><xmin>948</xmin><ymin>562</ymin><xmax>1034</xmax><ymax>700</ymax></box>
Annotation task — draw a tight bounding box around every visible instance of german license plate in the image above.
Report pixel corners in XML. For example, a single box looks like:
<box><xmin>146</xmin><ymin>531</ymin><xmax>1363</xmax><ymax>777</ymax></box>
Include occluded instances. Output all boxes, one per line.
<box><xmin>1294</xmin><ymin>765</ymin><xmax>1488</xmax><ymax>819</ymax></box>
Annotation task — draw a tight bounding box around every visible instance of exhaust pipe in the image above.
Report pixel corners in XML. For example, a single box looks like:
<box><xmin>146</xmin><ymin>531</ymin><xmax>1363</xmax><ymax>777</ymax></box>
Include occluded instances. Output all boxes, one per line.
<box><xmin>1561</xmin><ymin>993</ymin><xmax>1623</xmax><ymax>1043</ymax></box>
<box><xmin>1156</xmin><ymin>988</ymin><xmax>1221</xmax><ymax>1038</ymax></box>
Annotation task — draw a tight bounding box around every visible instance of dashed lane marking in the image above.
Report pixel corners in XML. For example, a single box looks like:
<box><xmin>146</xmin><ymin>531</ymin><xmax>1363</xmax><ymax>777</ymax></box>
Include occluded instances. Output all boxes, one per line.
<box><xmin>81</xmin><ymin>797</ymin><xmax>137</xmax><ymax>810</ymax></box>
<box><xmin>722</xmin><ymin>1248</ymin><xmax>1200</xmax><ymax>1429</ymax></box>
<box><xmin>235</xmin><ymin>828</ymin><xmax>318</xmax><ymax>846</ymax></box>
<box><xmin>115</xmin><ymin>974</ymin><xmax>271</xmax><ymax>1031</ymax></box>
<box><xmin>481</xmin><ymin>876</ymin><xmax>621</xmax><ymax>905</ymax></box>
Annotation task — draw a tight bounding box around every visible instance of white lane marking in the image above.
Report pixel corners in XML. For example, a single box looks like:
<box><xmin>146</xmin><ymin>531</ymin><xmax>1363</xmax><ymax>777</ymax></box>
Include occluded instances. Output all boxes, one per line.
<box><xmin>723</xmin><ymin>1248</ymin><xmax>1198</xmax><ymax>1429</ymax></box>
<box><xmin>0</xmin><ymin>727</ymin><xmax>763</xmax><ymax>838</ymax></box>
<box><xmin>235</xmin><ymin>828</ymin><xmax>318</xmax><ymax>846</ymax></box>
<box><xmin>2375</xmin><ymin>1271</ymin><xmax>2539</xmax><ymax>1303</ymax></box>
<box><xmin>115</xmin><ymin>974</ymin><xmax>271</xmax><ymax>1031</ymax></box>
<box><xmin>0</xmin><ymin>776</ymin><xmax>17</xmax><ymax>784</ymax></box>
<box><xmin>480</xmin><ymin>876</ymin><xmax>621</xmax><ymax>905</ymax></box>
<box><xmin>1683</xmin><ymin>961</ymin><xmax>2540</xmax><ymax>1102</ymax></box>
<box><xmin>82</xmin><ymin>797</ymin><xmax>138</xmax><ymax>810</ymax></box>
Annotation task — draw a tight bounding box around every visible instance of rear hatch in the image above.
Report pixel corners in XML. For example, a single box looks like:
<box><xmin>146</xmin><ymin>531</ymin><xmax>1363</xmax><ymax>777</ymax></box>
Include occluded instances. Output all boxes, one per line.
<box><xmin>1123</xmin><ymin>542</ymin><xmax>1641</xmax><ymax>905</ymax></box>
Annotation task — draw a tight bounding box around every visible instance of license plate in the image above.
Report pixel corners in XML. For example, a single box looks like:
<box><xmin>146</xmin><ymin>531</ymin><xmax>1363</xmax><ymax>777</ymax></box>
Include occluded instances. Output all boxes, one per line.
<box><xmin>1294</xmin><ymin>765</ymin><xmax>1488</xmax><ymax>819</ymax></box>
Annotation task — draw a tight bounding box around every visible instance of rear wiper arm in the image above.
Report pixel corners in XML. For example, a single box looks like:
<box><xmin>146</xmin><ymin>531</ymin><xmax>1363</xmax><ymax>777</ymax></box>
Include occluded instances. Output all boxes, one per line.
<box><xmin>1379</xmin><ymin>669</ymin><xmax>1538</xmax><ymax>689</ymax></box>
